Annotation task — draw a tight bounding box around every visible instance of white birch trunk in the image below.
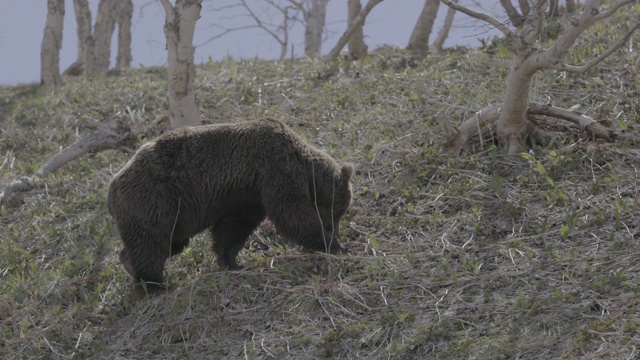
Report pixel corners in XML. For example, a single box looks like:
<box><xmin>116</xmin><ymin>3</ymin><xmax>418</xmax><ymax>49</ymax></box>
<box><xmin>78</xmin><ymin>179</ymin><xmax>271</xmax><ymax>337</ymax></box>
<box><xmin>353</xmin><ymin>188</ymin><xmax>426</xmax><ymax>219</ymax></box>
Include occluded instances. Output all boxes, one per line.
<box><xmin>93</xmin><ymin>0</ymin><xmax>117</xmax><ymax>73</ymax></box>
<box><xmin>304</xmin><ymin>0</ymin><xmax>329</xmax><ymax>57</ymax></box>
<box><xmin>40</xmin><ymin>0</ymin><xmax>65</xmax><ymax>86</ymax></box>
<box><xmin>116</xmin><ymin>0</ymin><xmax>133</xmax><ymax>69</ymax></box>
<box><xmin>407</xmin><ymin>0</ymin><xmax>440</xmax><ymax>55</ymax></box>
<box><xmin>432</xmin><ymin>0</ymin><xmax>457</xmax><ymax>51</ymax></box>
<box><xmin>347</xmin><ymin>0</ymin><xmax>368</xmax><ymax>60</ymax></box>
<box><xmin>160</xmin><ymin>0</ymin><xmax>202</xmax><ymax>129</ymax></box>
<box><xmin>326</xmin><ymin>0</ymin><xmax>383</xmax><ymax>60</ymax></box>
<box><xmin>73</xmin><ymin>0</ymin><xmax>92</xmax><ymax>63</ymax></box>
<box><xmin>496</xmin><ymin>54</ymin><xmax>537</xmax><ymax>154</ymax></box>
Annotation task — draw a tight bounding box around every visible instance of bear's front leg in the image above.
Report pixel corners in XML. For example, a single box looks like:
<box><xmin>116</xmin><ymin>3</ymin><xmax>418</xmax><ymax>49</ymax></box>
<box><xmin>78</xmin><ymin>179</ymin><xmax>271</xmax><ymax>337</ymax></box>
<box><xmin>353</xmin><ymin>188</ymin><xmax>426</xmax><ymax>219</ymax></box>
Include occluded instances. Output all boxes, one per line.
<box><xmin>302</xmin><ymin>228</ymin><xmax>346</xmax><ymax>255</ymax></box>
<box><xmin>211</xmin><ymin>207</ymin><xmax>266</xmax><ymax>270</ymax></box>
<box><xmin>264</xmin><ymin>197</ymin><xmax>345</xmax><ymax>254</ymax></box>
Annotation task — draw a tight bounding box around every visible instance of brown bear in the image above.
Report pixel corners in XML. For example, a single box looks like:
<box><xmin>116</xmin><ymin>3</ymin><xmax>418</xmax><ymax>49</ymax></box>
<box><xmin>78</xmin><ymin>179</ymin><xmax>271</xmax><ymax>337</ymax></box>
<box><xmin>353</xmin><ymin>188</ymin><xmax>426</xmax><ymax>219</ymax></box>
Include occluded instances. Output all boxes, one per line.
<box><xmin>107</xmin><ymin>118</ymin><xmax>353</xmax><ymax>292</ymax></box>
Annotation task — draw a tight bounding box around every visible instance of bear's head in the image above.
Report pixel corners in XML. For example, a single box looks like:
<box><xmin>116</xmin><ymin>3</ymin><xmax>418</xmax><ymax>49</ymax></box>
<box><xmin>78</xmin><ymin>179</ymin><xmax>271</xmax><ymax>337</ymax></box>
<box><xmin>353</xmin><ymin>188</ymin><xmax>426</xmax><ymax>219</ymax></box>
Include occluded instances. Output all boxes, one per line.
<box><xmin>311</xmin><ymin>163</ymin><xmax>354</xmax><ymax>246</ymax></box>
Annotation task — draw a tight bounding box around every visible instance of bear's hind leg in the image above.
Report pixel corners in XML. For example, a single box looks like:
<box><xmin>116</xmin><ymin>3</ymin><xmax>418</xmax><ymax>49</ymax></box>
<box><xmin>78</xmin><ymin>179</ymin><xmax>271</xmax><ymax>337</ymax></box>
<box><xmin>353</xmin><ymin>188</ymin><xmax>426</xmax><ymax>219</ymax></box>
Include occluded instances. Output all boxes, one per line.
<box><xmin>117</xmin><ymin>224</ymin><xmax>172</xmax><ymax>293</ymax></box>
<box><xmin>119</xmin><ymin>248</ymin><xmax>136</xmax><ymax>279</ymax></box>
<box><xmin>211</xmin><ymin>206</ymin><xmax>265</xmax><ymax>270</ymax></box>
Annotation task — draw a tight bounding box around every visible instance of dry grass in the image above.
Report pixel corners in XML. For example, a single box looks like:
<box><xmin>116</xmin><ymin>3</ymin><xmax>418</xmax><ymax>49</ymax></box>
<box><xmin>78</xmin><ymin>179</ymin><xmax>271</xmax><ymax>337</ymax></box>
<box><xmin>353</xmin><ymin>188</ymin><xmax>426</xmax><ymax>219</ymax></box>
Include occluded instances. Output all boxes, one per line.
<box><xmin>2</xmin><ymin>10</ymin><xmax>640</xmax><ymax>359</ymax></box>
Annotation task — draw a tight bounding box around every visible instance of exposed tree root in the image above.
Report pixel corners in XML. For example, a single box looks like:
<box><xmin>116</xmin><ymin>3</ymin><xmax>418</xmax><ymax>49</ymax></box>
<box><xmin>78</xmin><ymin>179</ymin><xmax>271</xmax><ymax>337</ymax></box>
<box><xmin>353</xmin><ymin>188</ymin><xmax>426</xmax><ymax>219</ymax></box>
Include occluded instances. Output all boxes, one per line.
<box><xmin>444</xmin><ymin>104</ymin><xmax>501</xmax><ymax>156</ymax></box>
<box><xmin>0</xmin><ymin>113</ymin><xmax>138</xmax><ymax>205</ymax></box>
<box><xmin>444</xmin><ymin>102</ymin><xmax>639</xmax><ymax>155</ymax></box>
<box><xmin>526</xmin><ymin>102</ymin><xmax>640</xmax><ymax>144</ymax></box>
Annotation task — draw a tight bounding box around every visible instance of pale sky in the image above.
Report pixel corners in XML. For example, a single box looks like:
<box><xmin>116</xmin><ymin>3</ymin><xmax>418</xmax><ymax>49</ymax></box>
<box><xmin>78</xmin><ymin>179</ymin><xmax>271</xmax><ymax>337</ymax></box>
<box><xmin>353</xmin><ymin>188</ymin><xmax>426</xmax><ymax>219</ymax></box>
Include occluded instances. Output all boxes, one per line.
<box><xmin>0</xmin><ymin>0</ymin><xmax>501</xmax><ymax>85</ymax></box>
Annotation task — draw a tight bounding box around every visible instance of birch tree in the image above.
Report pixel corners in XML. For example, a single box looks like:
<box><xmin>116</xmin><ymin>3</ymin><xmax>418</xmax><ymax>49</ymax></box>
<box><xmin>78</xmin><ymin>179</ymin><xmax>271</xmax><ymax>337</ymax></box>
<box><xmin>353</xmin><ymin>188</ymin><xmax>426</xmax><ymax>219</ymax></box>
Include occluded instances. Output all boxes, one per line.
<box><xmin>67</xmin><ymin>0</ymin><xmax>133</xmax><ymax>76</ymax></box>
<box><xmin>407</xmin><ymin>0</ymin><xmax>440</xmax><ymax>55</ymax></box>
<box><xmin>288</xmin><ymin>0</ymin><xmax>331</xmax><ymax>57</ymax></box>
<box><xmin>160</xmin><ymin>0</ymin><xmax>202</xmax><ymax>129</ymax></box>
<box><xmin>442</xmin><ymin>0</ymin><xmax>640</xmax><ymax>155</ymax></box>
<box><xmin>347</xmin><ymin>0</ymin><xmax>368</xmax><ymax>59</ymax></box>
<box><xmin>72</xmin><ymin>0</ymin><xmax>92</xmax><ymax>75</ymax></box>
<box><xmin>116</xmin><ymin>0</ymin><xmax>133</xmax><ymax>68</ymax></box>
<box><xmin>326</xmin><ymin>0</ymin><xmax>383</xmax><ymax>60</ymax></box>
<box><xmin>432</xmin><ymin>0</ymin><xmax>457</xmax><ymax>52</ymax></box>
<box><xmin>40</xmin><ymin>0</ymin><xmax>65</xmax><ymax>86</ymax></box>
<box><xmin>93</xmin><ymin>0</ymin><xmax>118</xmax><ymax>72</ymax></box>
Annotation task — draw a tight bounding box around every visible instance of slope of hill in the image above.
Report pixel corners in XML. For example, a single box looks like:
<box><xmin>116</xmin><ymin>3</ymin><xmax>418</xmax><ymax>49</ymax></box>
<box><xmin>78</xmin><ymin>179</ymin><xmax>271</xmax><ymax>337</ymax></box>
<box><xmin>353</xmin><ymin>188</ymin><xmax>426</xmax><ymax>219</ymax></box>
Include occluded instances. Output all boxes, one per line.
<box><xmin>1</xmin><ymin>17</ymin><xmax>640</xmax><ymax>359</ymax></box>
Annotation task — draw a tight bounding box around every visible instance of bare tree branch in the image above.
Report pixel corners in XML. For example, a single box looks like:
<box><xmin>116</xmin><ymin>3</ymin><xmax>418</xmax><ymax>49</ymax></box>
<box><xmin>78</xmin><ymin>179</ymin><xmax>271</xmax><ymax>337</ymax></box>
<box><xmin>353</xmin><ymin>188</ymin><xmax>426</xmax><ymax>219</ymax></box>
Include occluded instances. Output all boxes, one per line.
<box><xmin>201</xmin><ymin>0</ymin><xmax>297</xmax><ymax>60</ymax></box>
<box><xmin>35</xmin><ymin>120</ymin><xmax>134</xmax><ymax>177</ymax></box>
<box><xmin>554</xmin><ymin>20</ymin><xmax>640</xmax><ymax>73</ymax></box>
<box><xmin>0</xmin><ymin>178</ymin><xmax>36</xmax><ymax>205</ymax></box>
<box><xmin>0</xmin><ymin>115</ymin><xmax>137</xmax><ymax>205</ymax></box>
<box><xmin>500</xmin><ymin>0</ymin><xmax>523</xmax><ymax>27</ymax></box>
<box><xmin>593</xmin><ymin>0</ymin><xmax>636</xmax><ymax>22</ymax></box>
<box><xmin>518</xmin><ymin>0</ymin><xmax>529</xmax><ymax>16</ymax></box>
<box><xmin>528</xmin><ymin>102</ymin><xmax>640</xmax><ymax>144</ymax></box>
<box><xmin>196</xmin><ymin>24</ymin><xmax>265</xmax><ymax>47</ymax></box>
<box><xmin>204</xmin><ymin>3</ymin><xmax>244</xmax><ymax>12</ymax></box>
<box><xmin>241</xmin><ymin>0</ymin><xmax>292</xmax><ymax>59</ymax></box>
<box><xmin>520</xmin><ymin>1</ymin><xmax>545</xmax><ymax>45</ymax></box>
<box><xmin>286</xmin><ymin>0</ymin><xmax>307</xmax><ymax>15</ymax></box>
<box><xmin>528</xmin><ymin>102</ymin><xmax>603</xmax><ymax>131</ymax></box>
<box><xmin>545</xmin><ymin>0</ymin><xmax>638</xmax><ymax>66</ymax></box>
<box><xmin>440</xmin><ymin>0</ymin><xmax>515</xmax><ymax>40</ymax></box>
<box><xmin>158</xmin><ymin>0</ymin><xmax>173</xmax><ymax>20</ymax></box>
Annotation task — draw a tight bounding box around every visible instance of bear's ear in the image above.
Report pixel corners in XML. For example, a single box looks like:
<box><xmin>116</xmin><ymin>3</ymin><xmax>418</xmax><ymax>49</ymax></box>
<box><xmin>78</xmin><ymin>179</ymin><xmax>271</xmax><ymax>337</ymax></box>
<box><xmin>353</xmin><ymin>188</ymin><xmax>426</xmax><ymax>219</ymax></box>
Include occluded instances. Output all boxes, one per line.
<box><xmin>341</xmin><ymin>163</ymin><xmax>354</xmax><ymax>180</ymax></box>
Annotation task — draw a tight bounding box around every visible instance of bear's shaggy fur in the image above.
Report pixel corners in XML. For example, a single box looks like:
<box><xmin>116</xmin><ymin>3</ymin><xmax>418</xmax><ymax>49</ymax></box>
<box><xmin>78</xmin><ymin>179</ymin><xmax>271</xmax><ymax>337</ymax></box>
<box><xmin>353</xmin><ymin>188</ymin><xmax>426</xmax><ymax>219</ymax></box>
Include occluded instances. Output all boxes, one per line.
<box><xmin>107</xmin><ymin>118</ymin><xmax>353</xmax><ymax>292</ymax></box>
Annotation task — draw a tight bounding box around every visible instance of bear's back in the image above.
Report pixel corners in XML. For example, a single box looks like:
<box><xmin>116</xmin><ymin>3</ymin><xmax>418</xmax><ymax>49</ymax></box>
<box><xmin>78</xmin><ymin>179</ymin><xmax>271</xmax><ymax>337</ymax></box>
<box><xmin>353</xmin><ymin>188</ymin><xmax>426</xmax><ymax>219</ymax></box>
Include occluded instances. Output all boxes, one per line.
<box><xmin>109</xmin><ymin>117</ymin><xmax>332</xmax><ymax>201</ymax></box>
<box><xmin>160</xmin><ymin>118</ymin><xmax>324</xmax><ymax>170</ymax></box>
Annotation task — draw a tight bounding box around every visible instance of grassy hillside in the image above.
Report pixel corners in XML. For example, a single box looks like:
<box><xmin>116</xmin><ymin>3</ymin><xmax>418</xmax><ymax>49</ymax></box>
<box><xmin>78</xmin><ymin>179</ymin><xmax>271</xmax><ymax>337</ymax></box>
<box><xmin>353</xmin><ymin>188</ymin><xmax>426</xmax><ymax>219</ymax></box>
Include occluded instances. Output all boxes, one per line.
<box><xmin>2</xmin><ymin>15</ymin><xmax>640</xmax><ymax>359</ymax></box>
